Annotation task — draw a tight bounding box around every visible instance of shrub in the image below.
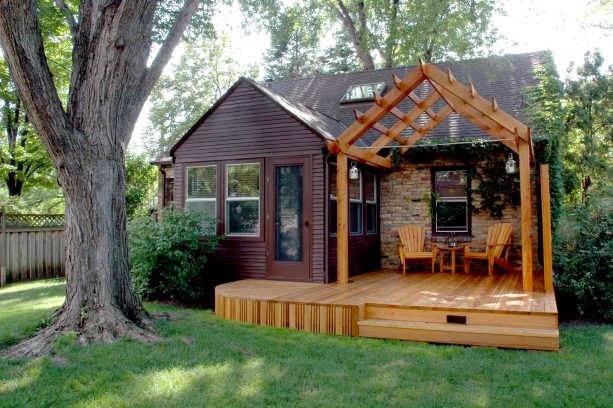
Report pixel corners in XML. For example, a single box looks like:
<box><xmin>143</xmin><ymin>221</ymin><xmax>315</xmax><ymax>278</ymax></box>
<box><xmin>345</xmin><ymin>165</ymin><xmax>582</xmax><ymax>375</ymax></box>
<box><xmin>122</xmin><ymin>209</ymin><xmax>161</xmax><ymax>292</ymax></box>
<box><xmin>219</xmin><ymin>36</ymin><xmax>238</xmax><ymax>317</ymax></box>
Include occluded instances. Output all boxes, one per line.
<box><xmin>128</xmin><ymin>209</ymin><xmax>223</xmax><ymax>302</ymax></box>
<box><xmin>555</xmin><ymin>187</ymin><xmax>613</xmax><ymax>321</ymax></box>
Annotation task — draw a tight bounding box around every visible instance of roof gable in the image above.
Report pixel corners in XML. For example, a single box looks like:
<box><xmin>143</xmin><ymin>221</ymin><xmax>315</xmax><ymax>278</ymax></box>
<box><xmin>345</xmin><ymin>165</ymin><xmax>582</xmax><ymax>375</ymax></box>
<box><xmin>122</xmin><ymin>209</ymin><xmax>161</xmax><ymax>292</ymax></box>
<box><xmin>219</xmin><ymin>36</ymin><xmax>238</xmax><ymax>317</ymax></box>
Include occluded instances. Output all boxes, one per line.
<box><xmin>169</xmin><ymin>52</ymin><xmax>550</xmax><ymax>157</ymax></box>
<box><xmin>169</xmin><ymin>77</ymin><xmax>349</xmax><ymax>155</ymax></box>
<box><xmin>266</xmin><ymin>52</ymin><xmax>548</xmax><ymax>144</ymax></box>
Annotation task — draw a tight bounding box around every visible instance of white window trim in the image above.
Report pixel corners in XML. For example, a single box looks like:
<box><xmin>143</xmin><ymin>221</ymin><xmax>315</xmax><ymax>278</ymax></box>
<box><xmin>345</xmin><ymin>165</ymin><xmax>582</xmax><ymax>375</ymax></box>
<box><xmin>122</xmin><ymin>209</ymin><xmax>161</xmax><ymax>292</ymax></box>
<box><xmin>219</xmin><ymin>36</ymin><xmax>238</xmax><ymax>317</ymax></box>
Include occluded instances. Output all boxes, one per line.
<box><xmin>434</xmin><ymin>197</ymin><xmax>469</xmax><ymax>233</ymax></box>
<box><xmin>349</xmin><ymin>170</ymin><xmax>362</xmax><ymax>203</ymax></box>
<box><xmin>225</xmin><ymin>162</ymin><xmax>260</xmax><ymax>237</ymax></box>
<box><xmin>185</xmin><ymin>165</ymin><xmax>217</xmax><ymax>217</ymax></box>
<box><xmin>329</xmin><ymin>163</ymin><xmax>337</xmax><ymax>199</ymax></box>
<box><xmin>350</xmin><ymin>170</ymin><xmax>362</xmax><ymax>235</ymax></box>
<box><xmin>433</xmin><ymin>169</ymin><xmax>469</xmax><ymax>233</ymax></box>
<box><xmin>365</xmin><ymin>173</ymin><xmax>377</xmax><ymax>234</ymax></box>
<box><xmin>365</xmin><ymin>173</ymin><xmax>377</xmax><ymax>204</ymax></box>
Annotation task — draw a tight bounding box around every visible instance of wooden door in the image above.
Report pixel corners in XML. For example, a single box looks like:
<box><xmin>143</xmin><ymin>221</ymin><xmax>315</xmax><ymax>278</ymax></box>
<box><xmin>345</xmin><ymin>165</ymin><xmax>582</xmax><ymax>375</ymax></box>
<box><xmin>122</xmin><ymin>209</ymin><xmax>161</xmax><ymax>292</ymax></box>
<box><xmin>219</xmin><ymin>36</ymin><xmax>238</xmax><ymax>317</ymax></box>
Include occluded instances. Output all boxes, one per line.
<box><xmin>266</xmin><ymin>157</ymin><xmax>311</xmax><ymax>281</ymax></box>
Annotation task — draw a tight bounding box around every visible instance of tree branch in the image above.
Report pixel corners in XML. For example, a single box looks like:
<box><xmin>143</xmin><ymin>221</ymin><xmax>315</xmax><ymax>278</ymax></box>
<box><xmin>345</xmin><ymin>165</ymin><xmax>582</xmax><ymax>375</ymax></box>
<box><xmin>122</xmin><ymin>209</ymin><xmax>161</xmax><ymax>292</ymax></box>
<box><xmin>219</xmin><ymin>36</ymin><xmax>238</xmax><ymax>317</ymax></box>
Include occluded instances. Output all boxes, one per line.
<box><xmin>333</xmin><ymin>0</ymin><xmax>374</xmax><ymax>70</ymax></box>
<box><xmin>0</xmin><ymin>0</ymin><xmax>72</xmax><ymax>157</ymax></box>
<box><xmin>54</xmin><ymin>0</ymin><xmax>78</xmax><ymax>38</ymax></box>
<box><xmin>141</xmin><ymin>0</ymin><xmax>201</xmax><ymax>99</ymax></box>
<box><xmin>383</xmin><ymin>0</ymin><xmax>400</xmax><ymax>68</ymax></box>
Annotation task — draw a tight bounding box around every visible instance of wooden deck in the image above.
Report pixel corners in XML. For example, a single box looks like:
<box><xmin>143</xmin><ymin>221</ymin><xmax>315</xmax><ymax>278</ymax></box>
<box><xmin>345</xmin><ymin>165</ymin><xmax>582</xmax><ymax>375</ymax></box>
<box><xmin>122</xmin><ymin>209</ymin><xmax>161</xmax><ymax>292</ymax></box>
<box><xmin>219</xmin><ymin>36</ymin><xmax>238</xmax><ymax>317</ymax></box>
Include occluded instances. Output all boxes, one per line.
<box><xmin>215</xmin><ymin>270</ymin><xmax>559</xmax><ymax>350</ymax></box>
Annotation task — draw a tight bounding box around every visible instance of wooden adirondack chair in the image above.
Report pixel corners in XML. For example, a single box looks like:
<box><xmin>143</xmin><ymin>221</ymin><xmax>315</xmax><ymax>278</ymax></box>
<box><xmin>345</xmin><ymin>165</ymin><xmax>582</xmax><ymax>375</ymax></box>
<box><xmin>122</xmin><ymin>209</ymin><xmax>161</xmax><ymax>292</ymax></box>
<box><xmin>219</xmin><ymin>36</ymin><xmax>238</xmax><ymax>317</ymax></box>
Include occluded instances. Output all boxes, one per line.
<box><xmin>464</xmin><ymin>223</ymin><xmax>513</xmax><ymax>276</ymax></box>
<box><xmin>398</xmin><ymin>225</ymin><xmax>437</xmax><ymax>274</ymax></box>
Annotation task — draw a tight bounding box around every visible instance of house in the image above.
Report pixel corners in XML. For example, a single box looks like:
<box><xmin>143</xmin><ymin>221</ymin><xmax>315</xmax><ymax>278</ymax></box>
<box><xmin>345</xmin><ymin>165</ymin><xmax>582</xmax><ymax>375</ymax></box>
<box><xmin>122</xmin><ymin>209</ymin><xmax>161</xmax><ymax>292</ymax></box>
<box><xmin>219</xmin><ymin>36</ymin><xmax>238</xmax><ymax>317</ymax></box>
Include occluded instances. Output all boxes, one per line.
<box><xmin>154</xmin><ymin>52</ymin><xmax>559</xmax><ymax>350</ymax></box>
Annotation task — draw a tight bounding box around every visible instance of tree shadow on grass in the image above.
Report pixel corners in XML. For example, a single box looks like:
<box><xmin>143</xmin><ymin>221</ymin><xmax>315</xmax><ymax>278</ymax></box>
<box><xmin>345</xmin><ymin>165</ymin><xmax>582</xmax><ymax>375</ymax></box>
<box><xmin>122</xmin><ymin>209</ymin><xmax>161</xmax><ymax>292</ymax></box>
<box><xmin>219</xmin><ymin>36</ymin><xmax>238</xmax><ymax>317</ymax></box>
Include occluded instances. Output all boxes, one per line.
<box><xmin>0</xmin><ymin>279</ymin><xmax>65</xmax><ymax>306</ymax></box>
<box><xmin>0</xmin><ymin>280</ymin><xmax>66</xmax><ymax>349</ymax></box>
<box><xmin>0</xmin><ymin>310</ymin><xmax>611</xmax><ymax>408</ymax></box>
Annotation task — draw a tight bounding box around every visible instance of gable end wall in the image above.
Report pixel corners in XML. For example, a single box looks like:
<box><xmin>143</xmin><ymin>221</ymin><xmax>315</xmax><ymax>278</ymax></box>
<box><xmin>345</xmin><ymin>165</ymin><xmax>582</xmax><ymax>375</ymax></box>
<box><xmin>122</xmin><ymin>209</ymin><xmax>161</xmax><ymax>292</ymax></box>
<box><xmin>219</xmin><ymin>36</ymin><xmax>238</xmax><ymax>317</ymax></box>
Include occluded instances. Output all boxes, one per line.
<box><xmin>173</xmin><ymin>81</ymin><xmax>327</xmax><ymax>283</ymax></box>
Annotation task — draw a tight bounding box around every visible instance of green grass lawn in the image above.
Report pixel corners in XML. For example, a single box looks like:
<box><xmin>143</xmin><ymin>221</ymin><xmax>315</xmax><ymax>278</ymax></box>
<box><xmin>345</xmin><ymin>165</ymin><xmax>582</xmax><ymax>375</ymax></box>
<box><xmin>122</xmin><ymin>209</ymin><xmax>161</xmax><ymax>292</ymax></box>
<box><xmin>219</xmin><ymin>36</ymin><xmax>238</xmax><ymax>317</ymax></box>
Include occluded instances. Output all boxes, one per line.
<box><xmin>1</xmin><ymin>280</ymin><xmax>612</xmax><ymax>408</ymax></box>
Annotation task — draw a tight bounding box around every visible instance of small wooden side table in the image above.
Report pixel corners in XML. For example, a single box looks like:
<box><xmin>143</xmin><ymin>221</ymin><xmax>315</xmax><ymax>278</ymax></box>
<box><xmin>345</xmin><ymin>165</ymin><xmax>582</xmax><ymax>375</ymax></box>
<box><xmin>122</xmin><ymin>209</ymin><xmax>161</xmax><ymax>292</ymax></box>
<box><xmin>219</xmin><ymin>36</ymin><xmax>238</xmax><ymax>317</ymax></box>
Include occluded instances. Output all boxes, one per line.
<box><xmin>438</xmin><ymin>244</ymin><xmax>465</xmax><ymax>274</ymax></box>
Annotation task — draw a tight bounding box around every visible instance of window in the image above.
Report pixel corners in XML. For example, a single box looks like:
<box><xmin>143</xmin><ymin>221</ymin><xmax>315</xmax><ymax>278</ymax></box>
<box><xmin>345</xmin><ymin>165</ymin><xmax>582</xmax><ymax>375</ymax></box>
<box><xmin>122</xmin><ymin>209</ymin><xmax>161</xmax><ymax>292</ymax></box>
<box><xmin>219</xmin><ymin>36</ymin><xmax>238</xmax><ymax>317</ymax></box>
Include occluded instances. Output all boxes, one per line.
<box><xmin>433</xmin><ymin>169</ymin><xmax>469</xmax><ymax>233</ymax></box>
<box><xmin>226</xmin><ymin>163</ymin><xmax>260</xmax><ymax>236</ymax></box>
<box><xmin>340</xmin><ymin>82</ymin><xmax>386</xmax><ymax>103</ymax></box>
<box><xmin>329</xmin><ymin>163</ymin><xmax>369</xmax><ymax>236</ymax></box>
<box><xmin>365</xmin><ymin>173</ymin><xmax>377</xmax><ymax>233</ymax></box>
<box><xmin>350</xmin><ymin>170</ymin><xmax>362</xmax><ymax>234</ymax></box>
<box><xmin>185</xmin><ymin>166</ymin><xmax>216</xmax><ymax>218</ymax></box>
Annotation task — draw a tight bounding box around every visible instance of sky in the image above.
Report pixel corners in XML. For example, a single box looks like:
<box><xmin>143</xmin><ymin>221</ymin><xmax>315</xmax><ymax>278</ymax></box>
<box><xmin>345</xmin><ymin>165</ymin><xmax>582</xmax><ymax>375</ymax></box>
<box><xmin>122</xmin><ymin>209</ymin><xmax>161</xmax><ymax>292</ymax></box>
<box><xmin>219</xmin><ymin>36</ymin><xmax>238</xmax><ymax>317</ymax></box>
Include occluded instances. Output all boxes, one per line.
<box><xmin>129</xmin><ymin>0</ymin><xmax>612</xmax><ymax>153</ymax></box>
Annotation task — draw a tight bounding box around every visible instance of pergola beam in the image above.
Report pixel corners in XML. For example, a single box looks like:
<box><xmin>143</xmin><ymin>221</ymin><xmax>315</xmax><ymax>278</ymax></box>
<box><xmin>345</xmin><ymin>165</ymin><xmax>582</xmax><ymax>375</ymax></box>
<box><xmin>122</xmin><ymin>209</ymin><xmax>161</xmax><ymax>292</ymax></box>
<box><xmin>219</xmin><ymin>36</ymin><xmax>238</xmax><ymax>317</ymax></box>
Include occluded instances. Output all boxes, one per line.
<box><xmin>430</xmin><ymin>82</ymin><xmax>519</xmax><ymax>153</ymax></box>
<box><xmin>421</xmin><ymin>64</ymin><xmax>531</xmax><ymax>143</ymax></box>
<box><xmin>327</xmin><ymin>140</ymin><xmax>392</xmax><ymax>170</ymax></box>
<box><xmin>360</xmin><ymin>90</ymin><xmax>442</xmax><ymax>161</ymax></box>
<box><xmin>338</xmin><ymin>69</ymin><xmax>426</xmax><ymax>146</ymax></box>
<box><xmin>399</xmin><ymin>105</ymin><xmax>454</xmax><ymax>154</ymax></box>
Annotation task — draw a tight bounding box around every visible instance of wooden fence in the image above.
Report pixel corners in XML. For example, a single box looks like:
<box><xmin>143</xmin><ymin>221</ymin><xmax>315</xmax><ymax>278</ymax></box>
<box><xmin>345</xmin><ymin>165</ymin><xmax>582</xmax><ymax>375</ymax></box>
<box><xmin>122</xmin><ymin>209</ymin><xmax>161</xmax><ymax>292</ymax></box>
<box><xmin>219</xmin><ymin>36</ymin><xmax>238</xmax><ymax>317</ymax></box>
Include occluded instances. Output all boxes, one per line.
<box><xmin>0</xmin><ymin>213</ymin><xmax>65</xmax><ymax>287</ymax></box>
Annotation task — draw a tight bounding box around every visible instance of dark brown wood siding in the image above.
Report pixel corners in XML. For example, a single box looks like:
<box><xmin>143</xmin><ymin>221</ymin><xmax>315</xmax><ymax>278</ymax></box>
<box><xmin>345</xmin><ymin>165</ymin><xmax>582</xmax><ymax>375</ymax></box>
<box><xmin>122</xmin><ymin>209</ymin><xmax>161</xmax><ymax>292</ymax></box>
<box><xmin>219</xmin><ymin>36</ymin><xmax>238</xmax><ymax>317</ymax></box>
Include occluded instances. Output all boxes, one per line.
<box><xmin>173</xmin><ymin>81</ymin><xmax>327</xmax><ymax>283</ymax></box>
<box><xmin>326</xmin><ymin>162</ymin><xmax>382</xmax><ymax>281</ymax></box>
<box><xmin>328</xmin><ymin>235</ymin><xmax>381</xmax><ymax>281</ymax></box>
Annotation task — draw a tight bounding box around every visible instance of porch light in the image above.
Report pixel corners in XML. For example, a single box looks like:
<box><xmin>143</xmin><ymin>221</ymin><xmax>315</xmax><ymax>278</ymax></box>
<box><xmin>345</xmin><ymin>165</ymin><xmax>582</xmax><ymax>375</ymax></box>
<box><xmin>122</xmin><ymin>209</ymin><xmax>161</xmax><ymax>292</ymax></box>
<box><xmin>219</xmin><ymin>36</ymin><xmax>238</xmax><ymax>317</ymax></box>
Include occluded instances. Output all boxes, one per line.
<box><xmin>349</xmin><ymin>161</ymin><xmax>359</xmax><ymax>180</ymax></box>
<box><xmin>505</xmin><ymin>153</ymin><xmax>517</xmax><ymax>174</ymax></box>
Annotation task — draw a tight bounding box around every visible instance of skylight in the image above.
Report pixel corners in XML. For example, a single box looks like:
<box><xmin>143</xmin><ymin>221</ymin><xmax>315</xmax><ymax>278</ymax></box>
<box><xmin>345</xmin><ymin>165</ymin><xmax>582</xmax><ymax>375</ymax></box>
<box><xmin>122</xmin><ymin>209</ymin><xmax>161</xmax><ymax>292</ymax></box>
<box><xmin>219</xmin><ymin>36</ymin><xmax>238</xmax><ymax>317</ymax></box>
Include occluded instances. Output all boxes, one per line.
<box><xmin>340</xmin><ymin>82</ymin><xmax>386</xmax><ymax>103</ymax></box>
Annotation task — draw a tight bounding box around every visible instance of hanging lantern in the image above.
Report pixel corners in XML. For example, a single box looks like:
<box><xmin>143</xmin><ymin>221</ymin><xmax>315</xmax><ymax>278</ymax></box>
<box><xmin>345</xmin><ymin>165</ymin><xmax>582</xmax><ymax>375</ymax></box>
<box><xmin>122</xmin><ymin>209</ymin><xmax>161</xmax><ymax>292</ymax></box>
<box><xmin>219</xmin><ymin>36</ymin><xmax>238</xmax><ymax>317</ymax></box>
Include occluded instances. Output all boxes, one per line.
<box><xmin>505</xmin><ymin>153</ymin><xmax>517</xmax><ymax>174</ymax></box>
<box><xmin>349</xmin><ymin>161</ymin><xmax>359</xmax><ymax>180</ymax></box>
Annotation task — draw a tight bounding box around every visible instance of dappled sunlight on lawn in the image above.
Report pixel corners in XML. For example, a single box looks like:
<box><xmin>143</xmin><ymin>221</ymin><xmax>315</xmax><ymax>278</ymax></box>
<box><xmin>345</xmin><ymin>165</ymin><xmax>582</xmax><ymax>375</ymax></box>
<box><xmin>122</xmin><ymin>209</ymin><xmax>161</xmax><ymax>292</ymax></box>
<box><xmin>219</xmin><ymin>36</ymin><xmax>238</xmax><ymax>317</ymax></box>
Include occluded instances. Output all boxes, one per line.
<box><xmin>136</xmin><ymin>358</ymin><xmax>268</xmax><ymax>402</ymax></box>
<box><xmin>603</xmin><ymin>330</ymin><xmax>613</xmax><ymax>353</ymax></box>
<box><xmin>0</xmin><ymin>361</ymin><xmax>42</xmax><ymax>395</ymax></box>
<box><xmin>67</xmin><ymin>357</ymin><xmax>275</xmax><ymax>408</ymax></box>
<box><xmin>1</xmin><ymin>281</ymin><xmax>612</xmax><ymax>407</ymax></box>
<box><xmin>0</xmin><ymin>279</ymin><xmax>66</xmax><ymax>348</ymax></box>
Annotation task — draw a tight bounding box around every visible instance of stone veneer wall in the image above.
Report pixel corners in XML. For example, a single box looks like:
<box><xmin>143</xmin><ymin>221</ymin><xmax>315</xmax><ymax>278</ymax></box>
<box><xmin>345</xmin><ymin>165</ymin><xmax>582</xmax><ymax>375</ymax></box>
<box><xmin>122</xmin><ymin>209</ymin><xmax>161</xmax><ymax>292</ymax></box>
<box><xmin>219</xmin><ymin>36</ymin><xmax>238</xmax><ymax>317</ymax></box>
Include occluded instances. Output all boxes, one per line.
<box><xmin>379</xmin><ymin>153</ymin><xmax>541</xmax><ymax>272</ymax></box>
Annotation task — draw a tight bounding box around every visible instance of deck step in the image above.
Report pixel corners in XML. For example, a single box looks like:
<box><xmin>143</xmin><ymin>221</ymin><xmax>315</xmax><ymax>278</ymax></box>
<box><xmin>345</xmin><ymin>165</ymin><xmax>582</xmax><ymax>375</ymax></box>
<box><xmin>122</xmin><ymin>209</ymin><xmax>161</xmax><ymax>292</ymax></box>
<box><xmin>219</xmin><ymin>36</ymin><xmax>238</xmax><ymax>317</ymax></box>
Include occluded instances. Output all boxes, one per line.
<box><xmin>364</xmin><ymin>304</ymin><xmax>558</xmax><ymax>329</ymax></box>
<box><xmin>358</xmin><ymin>319</ymin><xmax>560</xmax><ymax>351</ymax></box>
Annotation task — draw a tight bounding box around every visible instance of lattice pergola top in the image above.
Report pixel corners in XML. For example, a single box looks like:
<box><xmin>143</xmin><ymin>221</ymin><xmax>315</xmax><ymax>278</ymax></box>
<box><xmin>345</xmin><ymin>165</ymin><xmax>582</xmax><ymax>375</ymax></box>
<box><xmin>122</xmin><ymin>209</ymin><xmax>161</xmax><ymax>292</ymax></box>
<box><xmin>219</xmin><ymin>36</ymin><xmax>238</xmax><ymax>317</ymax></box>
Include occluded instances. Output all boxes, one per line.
<box><xmin>325</xmin><ymin>61</ymin><xmax>533</xmax><ymax>170</ymax></box>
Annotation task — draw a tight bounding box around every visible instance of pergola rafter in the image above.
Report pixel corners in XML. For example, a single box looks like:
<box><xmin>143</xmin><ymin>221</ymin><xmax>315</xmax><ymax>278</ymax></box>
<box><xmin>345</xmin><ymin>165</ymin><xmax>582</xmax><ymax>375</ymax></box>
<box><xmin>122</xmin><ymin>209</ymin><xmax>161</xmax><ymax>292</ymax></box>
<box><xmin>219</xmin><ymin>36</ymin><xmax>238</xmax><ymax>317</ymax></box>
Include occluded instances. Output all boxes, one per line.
<box><xmin>333</xmin><ymin>61</ymin><xmax>535</xmax><ymax>293</ymax></box>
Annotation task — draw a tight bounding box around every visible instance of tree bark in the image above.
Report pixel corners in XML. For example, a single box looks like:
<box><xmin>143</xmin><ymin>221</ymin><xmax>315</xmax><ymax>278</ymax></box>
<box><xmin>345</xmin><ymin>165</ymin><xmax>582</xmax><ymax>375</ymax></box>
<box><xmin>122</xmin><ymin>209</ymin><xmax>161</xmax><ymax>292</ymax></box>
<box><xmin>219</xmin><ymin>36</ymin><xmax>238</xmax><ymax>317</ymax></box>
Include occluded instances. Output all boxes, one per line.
<box><xmin>333</xmin><ymin>0</ymin><xmax>375</xmax><ymax>71</ymax></box>
<box><xmin>0</xmin><ymin>0</ymin><xmax>201</xmax><ymax>358</ymax></box>
<box><xmin>382</xmin><ymin>0</ymin><xmax>400</xmax><ymax>68</ymax></box>
<box><xmin>6</xmin><ymin>171</ymin><xmax>24</xmax><ymax>196</ymax></box>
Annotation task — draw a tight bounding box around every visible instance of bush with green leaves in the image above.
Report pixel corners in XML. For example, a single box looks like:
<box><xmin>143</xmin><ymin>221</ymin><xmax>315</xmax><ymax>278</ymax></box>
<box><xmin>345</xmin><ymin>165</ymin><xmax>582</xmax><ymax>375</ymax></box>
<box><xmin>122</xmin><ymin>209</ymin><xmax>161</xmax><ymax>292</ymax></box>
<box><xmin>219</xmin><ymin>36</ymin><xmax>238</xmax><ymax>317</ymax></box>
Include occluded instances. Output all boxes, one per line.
<box><xmin>128</xmin><ymin>209</ymin><xmax>223</xmax><ymax>302</ymax></box>
<box><xmin>555</xmin><ymin>187</ymin><xmax>613</xmax><ymax>321</ymax></box>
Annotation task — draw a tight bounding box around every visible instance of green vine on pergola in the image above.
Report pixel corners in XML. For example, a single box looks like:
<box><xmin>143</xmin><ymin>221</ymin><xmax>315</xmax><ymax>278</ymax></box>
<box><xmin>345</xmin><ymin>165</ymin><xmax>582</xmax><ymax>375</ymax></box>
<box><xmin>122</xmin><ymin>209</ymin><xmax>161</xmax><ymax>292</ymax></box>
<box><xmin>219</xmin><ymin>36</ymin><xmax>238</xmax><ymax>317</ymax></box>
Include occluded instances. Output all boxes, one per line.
<box><xmin>390</xmin><ymin>138</ymin><xmax>520</xmax><ymax>219</ymax></box>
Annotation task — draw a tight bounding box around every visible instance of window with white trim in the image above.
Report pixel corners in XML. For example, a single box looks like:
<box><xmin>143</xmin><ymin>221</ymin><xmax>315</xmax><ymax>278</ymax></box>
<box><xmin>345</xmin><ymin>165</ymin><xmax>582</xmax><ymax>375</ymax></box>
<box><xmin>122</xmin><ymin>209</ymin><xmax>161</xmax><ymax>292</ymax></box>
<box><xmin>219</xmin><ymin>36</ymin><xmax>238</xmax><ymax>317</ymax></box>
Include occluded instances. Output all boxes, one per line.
<box><xmin>226</xmin><ymin>163</ymin><xmax>260</xmax><ymax>236</ymax></box>
<box><xmin>185</xmin><ymin>165</ymin><xmax>217</xmax><ymax>219</ymax></box>
<box><xmin>349</xmin><ymin>170</ymin><xmax>362</xmax><ymax>234</ymax></box>
<box><xmin>365</xmin><ymin>173</ymin><xmax>377</xmax><ymax>234</ymax></box>
<box><xmin>433</xmin><ymin>169</ymin><xmax>469</xmax><ymax>233</ymax></box>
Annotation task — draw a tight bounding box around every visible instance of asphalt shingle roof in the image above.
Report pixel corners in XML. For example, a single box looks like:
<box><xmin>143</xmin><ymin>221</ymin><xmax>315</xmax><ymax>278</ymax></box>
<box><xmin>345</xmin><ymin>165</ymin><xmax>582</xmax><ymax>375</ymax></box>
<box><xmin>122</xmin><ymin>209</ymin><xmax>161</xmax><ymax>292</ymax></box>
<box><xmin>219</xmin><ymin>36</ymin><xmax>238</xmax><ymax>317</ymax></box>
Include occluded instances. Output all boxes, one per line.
<box><xmin>264</xmin><ymin>52</ymin><xmax>547</xmax><ymax>145</ymax></box>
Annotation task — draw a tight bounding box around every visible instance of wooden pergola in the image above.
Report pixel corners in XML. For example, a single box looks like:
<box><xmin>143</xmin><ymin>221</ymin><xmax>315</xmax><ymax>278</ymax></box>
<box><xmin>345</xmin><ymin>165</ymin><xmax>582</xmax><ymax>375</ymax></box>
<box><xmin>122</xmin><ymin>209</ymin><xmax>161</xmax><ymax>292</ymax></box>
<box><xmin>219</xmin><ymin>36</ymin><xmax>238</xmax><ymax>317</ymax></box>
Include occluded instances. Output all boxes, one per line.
<box><xmin>327</xmin><ymin>61</ymin><xmax>553</xmax><ymax>293</ymax></box>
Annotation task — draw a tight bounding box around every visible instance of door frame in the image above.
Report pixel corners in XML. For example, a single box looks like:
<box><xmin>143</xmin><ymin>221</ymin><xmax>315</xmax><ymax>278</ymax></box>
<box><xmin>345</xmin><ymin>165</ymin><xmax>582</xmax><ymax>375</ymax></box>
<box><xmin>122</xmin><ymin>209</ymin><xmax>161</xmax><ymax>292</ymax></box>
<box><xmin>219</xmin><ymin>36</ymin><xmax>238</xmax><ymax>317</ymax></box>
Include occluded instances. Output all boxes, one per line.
<box><xmin>266</xmin><ymin>156</ymin><xmax>312</xmax><ymax>281</ymax></box>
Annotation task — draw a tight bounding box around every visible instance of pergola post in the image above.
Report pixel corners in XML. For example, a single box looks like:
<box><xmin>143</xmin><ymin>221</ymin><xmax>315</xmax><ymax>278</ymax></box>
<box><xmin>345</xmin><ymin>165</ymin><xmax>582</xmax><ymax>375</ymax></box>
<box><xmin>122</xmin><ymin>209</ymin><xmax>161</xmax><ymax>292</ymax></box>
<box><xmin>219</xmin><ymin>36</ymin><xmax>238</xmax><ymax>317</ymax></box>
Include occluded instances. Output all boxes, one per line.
<box><xmin>540</xmin><ymin>164</ymin><xmax>554</xmax><ymax>293</ymax></box>
<box><xmin>336</xmin><ymin>152</ymin><xmax>349</xmax><ymax>285</ymax></box>
<box><xmin>519</xmin><ymin>140</ymin><xmax>533</xmax><ymax>292</ymax></box>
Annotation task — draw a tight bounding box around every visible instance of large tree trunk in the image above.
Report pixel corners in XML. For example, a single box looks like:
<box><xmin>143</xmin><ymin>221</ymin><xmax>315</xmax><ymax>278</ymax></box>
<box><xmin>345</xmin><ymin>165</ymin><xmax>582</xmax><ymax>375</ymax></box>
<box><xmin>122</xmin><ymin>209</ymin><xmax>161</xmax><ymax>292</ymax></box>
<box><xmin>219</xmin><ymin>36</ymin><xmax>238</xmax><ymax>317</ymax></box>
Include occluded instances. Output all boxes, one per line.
<box><xmin>6</xmin><ymin>170</ymin><xmax>24</xmax><ymax>196</ymax></box>
<box><xmin>7</xmin><ymin>137</ymin><xmax>156</xmax><ymax>358</ymax></box>
<box><xmin>0</xmin><ymin>0</ymin><xmax>200</xmax><ymax>358</ymax></box>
